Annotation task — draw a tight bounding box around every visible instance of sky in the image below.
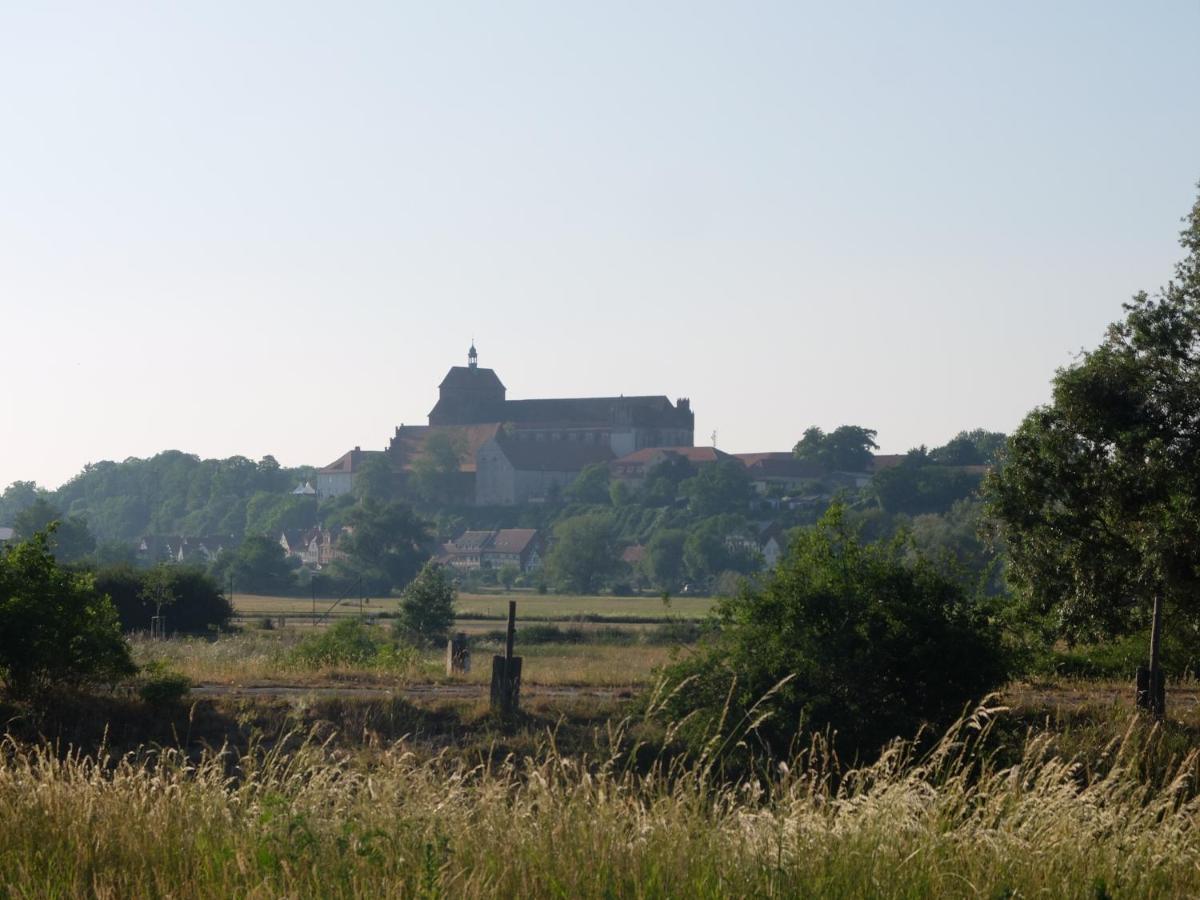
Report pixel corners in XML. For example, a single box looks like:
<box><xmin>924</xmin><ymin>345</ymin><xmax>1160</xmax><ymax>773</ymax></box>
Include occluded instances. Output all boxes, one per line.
<box><xmin>2</xmin><ymin>1</ymin><xmax>1199</xmax><ymax>490</ymax></box>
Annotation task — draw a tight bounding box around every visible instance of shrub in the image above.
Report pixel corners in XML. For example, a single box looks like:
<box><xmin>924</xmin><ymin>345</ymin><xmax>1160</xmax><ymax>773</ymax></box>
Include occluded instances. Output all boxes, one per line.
<box><xmin>395</xmin><ymin>562</ymin><xmax>456</xmax><ymax>647</ymax></box>
<box><xmin>656</xmin><ymin>504</ymin><xmax>1011</xmax><ymax>757</ymax></box>
<box><xmin>136</xmin><ymin>663</ymin><xmax>192</xmax><ymax>706</ymax></box>
<box><xmin>0</xmin><ymin>531</ymin><xmax>137</xmax><ymax>699</ymax></box>
<box><xmin>92</xmin><ymin>565</ymin><xmax>233</xmax><ymax>634</ymax></box>
<box><xmin>290</xmin><ymin>620</ymin><xmax>417</xmax><ymax>672</ymax></box>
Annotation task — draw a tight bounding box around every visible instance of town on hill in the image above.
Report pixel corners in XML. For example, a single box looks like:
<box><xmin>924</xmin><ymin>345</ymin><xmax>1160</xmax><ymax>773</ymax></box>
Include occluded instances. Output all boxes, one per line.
<box><xmin>0</xmin><ymin>342</ymin><xmax>1002</xmax><ymax>600</ymax></box>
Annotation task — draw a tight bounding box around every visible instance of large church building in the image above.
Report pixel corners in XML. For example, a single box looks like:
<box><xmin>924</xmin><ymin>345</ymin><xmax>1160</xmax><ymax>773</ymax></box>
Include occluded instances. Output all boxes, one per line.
<box><xmin>319</xmin><ymin>345</ymin><xmax>695</xmax><ymax>505</ymax></box>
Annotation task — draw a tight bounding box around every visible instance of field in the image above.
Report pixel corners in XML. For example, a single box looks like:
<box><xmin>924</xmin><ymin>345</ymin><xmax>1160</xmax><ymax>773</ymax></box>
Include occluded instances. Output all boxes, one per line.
<box><xmin>230</xmin><ymin>590</ymin><xmax>717</xmax><ymax>624</ymax></box>
<box><xmin>9</xmin><ymin>590</ymin><xmax>1200</xmax><ymax>896</ymax></box>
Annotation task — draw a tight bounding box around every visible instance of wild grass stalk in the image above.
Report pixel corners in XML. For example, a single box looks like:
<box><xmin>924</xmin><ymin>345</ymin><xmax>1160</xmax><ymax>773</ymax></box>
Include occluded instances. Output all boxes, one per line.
<box><xmin>2</xmin><ymin>701</ymin><xmax>1199</xmax><ymax>897</ymax></box>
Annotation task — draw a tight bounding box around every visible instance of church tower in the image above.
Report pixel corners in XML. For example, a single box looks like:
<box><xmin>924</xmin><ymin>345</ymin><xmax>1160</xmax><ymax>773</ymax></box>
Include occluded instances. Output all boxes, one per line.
<box><xmin>428</xmin><ymin>343</ymin><xmax>506</xmax><ymax>425</ymax></box>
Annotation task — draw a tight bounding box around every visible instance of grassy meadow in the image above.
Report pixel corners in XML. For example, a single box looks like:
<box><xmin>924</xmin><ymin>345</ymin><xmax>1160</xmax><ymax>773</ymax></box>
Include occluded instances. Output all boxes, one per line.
<box><xmin>9</xmin><ymin>589</ymin><xmax>1200</xmax><ymax>896</ymax></box>
<box><xmin>4</xmin><ymin>694</ymin><xmax>1200</xmax><ymax>897</ymax></box>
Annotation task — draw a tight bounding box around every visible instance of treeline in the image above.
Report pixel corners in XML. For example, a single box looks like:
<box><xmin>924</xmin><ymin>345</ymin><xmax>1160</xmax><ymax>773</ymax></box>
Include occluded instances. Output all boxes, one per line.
<box><xmin>0</xmin><ymin>427</ymin><xmax>1008</xmax><ymax>598</ymax></box>
<box><xmin>0</xmin><ymin>452</ymin><xmax>316</xmax><ymax>544</ymax></box>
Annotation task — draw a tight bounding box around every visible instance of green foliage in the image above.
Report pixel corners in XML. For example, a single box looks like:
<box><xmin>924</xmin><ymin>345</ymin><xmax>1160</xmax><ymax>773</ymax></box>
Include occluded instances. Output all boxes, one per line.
<box><xmin>929</xmin><ymin>429</ymin><xmax>1006</xmax><ymax>466</ymax></box>
<box><xmin>339</xmin><ymin>500</ymin><xmax>431</xmax><ymax>594</ymax></box>
<box><xmin>13</xmin><ymin>499</ymin><xmax>96</xmax><ymax>563</ymax></box>
<box><xmin>566</xmin><ymin>463</ymin><xmax>611</xmax><ymax>505</ymax></box>
<box><xmin>659</xmin><ymin>505</ymin><xmax>1009</xmax><ymax>755</ymax></box>
<box><xmin>497</xmin><ymin>564</ymin><xmax>519</xmax><ymax>590</ymax></box>
<box><xmin>135</xmin><ymin>662</ymin><xmax>192</xmax><ymax>706</ymax></box>
<box><xmin>986</xmin><ymin>190</ymin><xmax>1200</xmax><ymax>644</ymax></box>
<box><xmin>211</xmin><ymin>535</ymin><xmax>297</xmax><ymax>595</ymax></box>
<box><xmin>874</xmin><ymin>457</ymin><xmax>983</xmax><ymax>515</ymax></box>
<box><xmin>92</xmin><ymin>564</ymin><xmax>233</xmax><ymax>633</ymax></box>
<box><xmin>38</xmin><ymin>451</ymin><xmax>314</xmax><ymax>543</ymax></box>
<box><xmin>290</xmin><ymin>620</ymin><xmax>415</xmax><ymax>671</ymax></box>
<box><xmin>639</xmin><ymin>455</ymin><xmax>694</xmax><ymax>507</ymax></box>
<box><xmin>0</xmin><ymin>530</ymin><xmax>136</xmax><ymax>699</ymax></box>
<box><xmin>410</xmin><ymin>433</ymin><xmax>467</xmax><ymax>504</ymax></box>
<box><xmin>353</xmin><ymin>455</ymin><xmax>398</xmax><ymax>503</ymax></box>
<box><xmin>244</xmin><ymin>493</ymin><xmax>318</xmax><ymax>537</ymax></box>
<box><xmin>680</xmin><ymin>459</ymin><xmax>753</xmax><ymax>517</ymax></box>
<box><xmin>0</xmin><ymin>481</ymin><xmax>47</xmax><ymax>528</ymax></box>
<box><xmin>545</xmin><ymin>513</ymin><xmax>622</xmax><ymax>594</ymax></box>
<box><xmin>682</xmin><ymin>515</ymin><xmax>758</xmax><ymax>587</ymax></box>
<box><xmin>395</xmin><ymin>562</ymin><xmax>457</xmax><ymax>646</ymax></box>
<box><xmin>643</xmin><ymin>528</ymin><xmax>686</xmax><ymax>592</ymax></box>
<box><xmin>793</xmin><ymin>425</ymin><xmax>879</xmax><ymax>473</ymax></box>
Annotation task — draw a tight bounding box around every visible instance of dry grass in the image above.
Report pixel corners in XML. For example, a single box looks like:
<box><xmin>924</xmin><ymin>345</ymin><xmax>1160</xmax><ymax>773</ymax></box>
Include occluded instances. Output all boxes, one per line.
<box><xmin>130</xmin><ymin>627</ymin><xmax>683</xmax><ymax>689</ymax></box>
<box><xmin>231</xmin><ymin>590</ymin><xmax>716</xmax><ymax>623</ymax></box>
<box><xmin>3</xmin><ymin>700</ymin><xmax>1199</xmax><ymax>897</ymax></box>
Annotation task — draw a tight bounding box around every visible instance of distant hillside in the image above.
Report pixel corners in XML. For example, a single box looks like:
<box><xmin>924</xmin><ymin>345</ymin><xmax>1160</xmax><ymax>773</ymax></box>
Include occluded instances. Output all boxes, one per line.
<box><xmin>0</xmin><ymin>451</ymin><xmax>316</xmax><ymax>543</ymax></box>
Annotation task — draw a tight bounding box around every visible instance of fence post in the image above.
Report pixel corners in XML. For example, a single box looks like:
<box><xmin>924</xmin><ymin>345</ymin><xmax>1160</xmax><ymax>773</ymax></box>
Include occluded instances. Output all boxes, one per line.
<box><xmin>490</xmin><ymin>601</ymin><xmax>521</xmax><ymax>715</ymax></box>
<box><xmin>446</xmin><ymin>632</ymin><xmax>471</xmax><ymax>675</ymax></box>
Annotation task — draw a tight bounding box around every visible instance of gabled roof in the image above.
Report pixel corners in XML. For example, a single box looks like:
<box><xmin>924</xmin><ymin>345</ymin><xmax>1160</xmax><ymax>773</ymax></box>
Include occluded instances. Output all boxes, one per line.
<box><xmin>317</xmin><ymin>447</ymin><xmax>386</xmax><ymax>475</ymax></box>
<box><xmin>389</xmin><ymin>423</ymin><xmax>503</xmax><ymax>473</ymax></box>
<box><xmin>741</xmin><ymin>456</ymin><xmax>827</xmax><ymax>479</ymax></box>
<box><xmin>613</xmin><ymin>446</ymin><xmax>730</xmax><ymax>467</ymax></box>
<box><xmin>489</xmin><ymin>528</ymin><xmax>539</xmax><ymax>555</ymax></box>
<box><xmin>448</xmin><ymin>530</ymin><xmax>495</xmax><ymax>552</ymax></box>
<box><xmin>869</xmin><ymin>454</ymin><xmax>906</xmax><ymax>472</ymax></box>
<box><xmin>494</xmin><ymin>438</ymin><xmax>614</xmax><ymax>472</ymax></box>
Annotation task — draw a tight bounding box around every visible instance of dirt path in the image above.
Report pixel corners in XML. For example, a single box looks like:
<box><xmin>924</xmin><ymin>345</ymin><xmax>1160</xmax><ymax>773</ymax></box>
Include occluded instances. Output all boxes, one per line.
<box><xmin>192</xmin><ymin>682</ymin><xmax>630</xmax><ymax>701</ymax></box>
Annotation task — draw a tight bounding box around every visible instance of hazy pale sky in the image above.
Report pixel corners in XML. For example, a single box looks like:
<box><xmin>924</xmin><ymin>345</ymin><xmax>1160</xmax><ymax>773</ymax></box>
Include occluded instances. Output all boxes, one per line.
<box><xmin>2</xmin><ymin>1</ymin><xmax>1199</xmax><ymax>490</ymax></box>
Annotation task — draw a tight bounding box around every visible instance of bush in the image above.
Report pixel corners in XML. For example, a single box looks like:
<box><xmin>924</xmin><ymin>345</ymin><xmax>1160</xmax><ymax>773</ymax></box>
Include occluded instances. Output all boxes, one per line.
<box><xmin>0</xmin><ymin>531</ymin><xmax>136</xmax><ymax>699</ymax></box>
<box><xmin>290</xmin><ymin>620</ymin><xmax>415</xmax><ymax>672</ymax></box>
<box><xmin>656</xmin><ymin>505</ymin><xmax>1010</xmax><ymax>758</ymax></box>
<box><xmin>136</xmin><ymin>663</ymin><xmax>192</xmax><ymax>706</ymax></box>
<box><xmin>395</xmin><ymin>562</ymin><xmax>456</xmax><ymax>647</ymax></box>
<box><xmin>92</xmin><ymin>565</ymin><xmax>233</xmax><ymax>634</ymax></box>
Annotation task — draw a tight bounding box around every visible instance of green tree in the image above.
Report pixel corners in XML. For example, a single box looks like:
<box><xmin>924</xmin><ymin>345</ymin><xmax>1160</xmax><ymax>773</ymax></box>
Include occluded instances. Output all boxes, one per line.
<box><xmin>643</xmin><ymin>528</ymin><xmax>687</xmax><ymax>592</ymax></box>
<box><xmin>353</xmin><ymin>454</ymin><xmax>398</xmax><ymax>503</ymax></box>
<box><xmin>545</xmin><ymin>513</ymin><xmax>622</xmax><ymax>594</ymax></box>
<box><xmin>13</xmin><ymin>499</ymin><xmax>96</xmax><ymax>563</ymax></box>
<box><xmin>0</xmin><ymin>529</ymin><xmax>136</xmax><ymax>699</ymax></box>
<box><xmin>681</xmin><ymin>459</ymin><xmax>753</xmax><ymax>517</ymax></box>
<box><xmin>93</xmin><ymin>565</ymin><xmax>233</xmax><ymax>633</ymax></box>
<box><xmin>244</xmin><ymin>492</ymin><xmax>318</xmax><ymax>537</ymax></box>
<box><xmin>340</xmin><ymin>500</ymin><xmax>431</xmax><ymax>593</ymax></box>
<box><xmin>683</xmin><ymin>515</ymin><xmax>759</xmax><ymax>587</ymax></box>
<box><xmin>873</xmin><ymin>455</ymin><xmax>982</xmax><ymax>515</ymax></box>
<box><xmin>929</xmin><ymin>430</ymin><xmax>1007</xmax><ymax>466</ymax></box>
<box><xmin>498</xmin><ymin>563</ymin><xmax>520</xmax><ymax>590</ymax></box>
<box><xmin>639</xmin><ymin>454</ymin><xmax>695</xmax><ymax>507</ymax></box>
<box><xmin>566</xmin><ymin>463</ymin><xmax>612</xmax><ymax>505</ymax></box>
<box><xmin>0</xmin><ymin>481</ymin><xmax>46</xmax><ymax>527</ymax></box>
<box><xmin>985</xmin><ymin>190</ymin><xmax>1200</xmax><ymax>713</ymax></box>
<box><xmin>212</xmin><ymin>535</ymin><xmax>296</xmax><ymax>595</ymax></box>
<box><xmin>395</xmin><ymin>561</ymin><xmax>456</xmax><ymax>645</ymax></box>
<box><xmin>660</xmin><ymin>505</ymin><xmax>1009</xmax><ymax>756</ymax></box>
<box><xmin>793</xmin><ymin>425</ymin><xmax>879</xmax><ymax>472</ymax></box>
<box><xmin>410</xmin><ymin>432</ymin><xmax>467</xmax><ymax>504</ymax></box>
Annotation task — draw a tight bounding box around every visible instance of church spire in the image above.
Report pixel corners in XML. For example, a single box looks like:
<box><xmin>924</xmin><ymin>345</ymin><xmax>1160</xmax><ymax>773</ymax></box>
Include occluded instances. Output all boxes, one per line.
<box><xmin>468</xmin><ymin>341</ymin><xmax>478</xmax><ymax>369</ymax></box>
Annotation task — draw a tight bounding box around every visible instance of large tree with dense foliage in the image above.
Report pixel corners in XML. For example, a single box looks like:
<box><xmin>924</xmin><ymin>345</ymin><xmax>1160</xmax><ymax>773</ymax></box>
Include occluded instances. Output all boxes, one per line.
<box><xmin>338</xmin><ymin>499</ymin><xmax>431</xmax><ymax>593</ymax></box>
<box><xmin>659</xmin><ymin>505</ymin><xmax>1009</xmax><ymax>756</ymax></box>
<box><xmin>985</xmin><ymin>190</ymin><xmax>1200</xmax><ymax>713</ymax></box>
<box><xmin>13</xmin><ymin>499</ymin><xmax>96</xmax><ymax>563</ymax></box>
<box><xmin>793</xmin><ymin>425</ymin><xmax>878</xmax><ymax>473</ymax></box>
<box><xmin>0</xmin><ymin>530</ymin><xmax>136</xmax><ymax>698</ymax></box>
<box><xmin>545</xmin><ymin>513</ymin><xmax>622</xmax><ymax>594</ymax></box>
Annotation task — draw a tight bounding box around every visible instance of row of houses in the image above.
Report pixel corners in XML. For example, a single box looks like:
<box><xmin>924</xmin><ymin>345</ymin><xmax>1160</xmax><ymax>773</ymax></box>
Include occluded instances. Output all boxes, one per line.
<box><xmin>136</xmin><ymin>534</ymin><xmax>235</xmax><ymax>566</ymax></box>
<box><xmin>436</xmin><ymin>528</ymin><xmax>543</xmax><ymax>572</ymax></box>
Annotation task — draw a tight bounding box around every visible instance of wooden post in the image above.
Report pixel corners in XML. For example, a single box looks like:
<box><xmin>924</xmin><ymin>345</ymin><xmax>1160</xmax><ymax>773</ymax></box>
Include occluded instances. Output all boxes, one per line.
<box><xmin>490</xmin><ymin>601</ymin><xmax>521</xmax><ymax>715</ymax></box>
<box><xmin>445</xmin><ymin>632</ymin><xmax>471</xmax><ymax>675</ymax></box>
<box><xmin>1137</xmin><ymin>594</ymin><xmax>1167</xmax><ymax>718</ymax></box>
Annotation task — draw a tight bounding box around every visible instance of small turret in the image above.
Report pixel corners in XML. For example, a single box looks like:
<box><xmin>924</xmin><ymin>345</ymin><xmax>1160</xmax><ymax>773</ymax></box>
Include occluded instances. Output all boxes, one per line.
<box><xmin>468</xmin><ymin>342</ymin><xmax>478</xmax><ymax>369</ymax></box>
